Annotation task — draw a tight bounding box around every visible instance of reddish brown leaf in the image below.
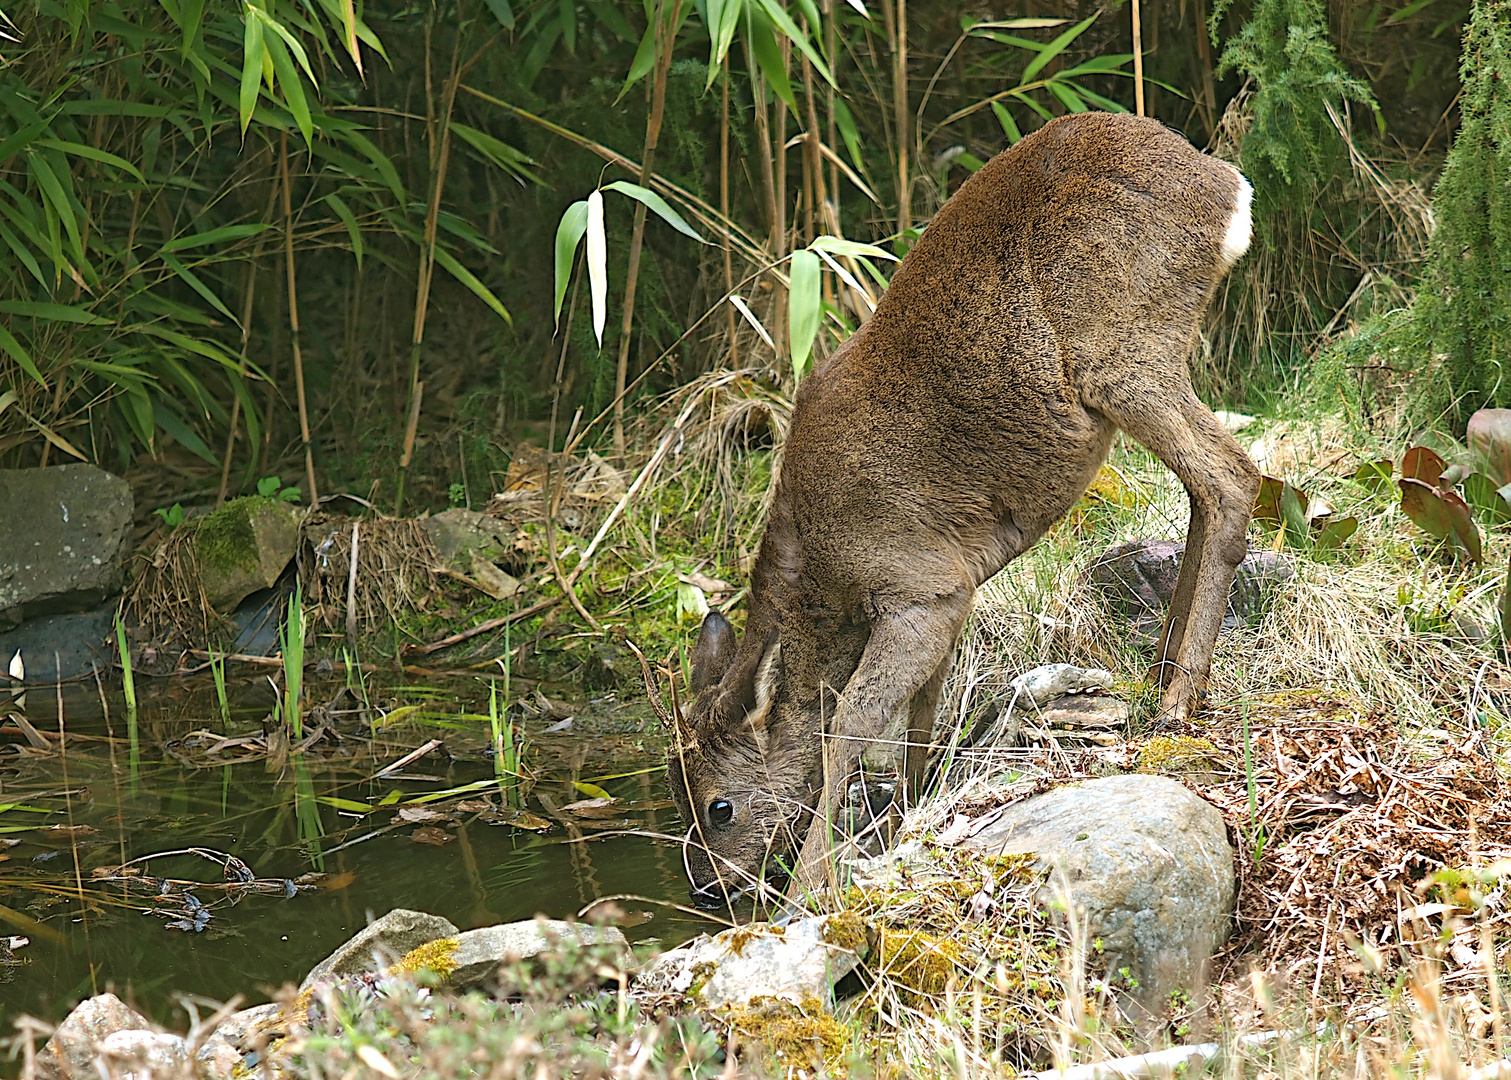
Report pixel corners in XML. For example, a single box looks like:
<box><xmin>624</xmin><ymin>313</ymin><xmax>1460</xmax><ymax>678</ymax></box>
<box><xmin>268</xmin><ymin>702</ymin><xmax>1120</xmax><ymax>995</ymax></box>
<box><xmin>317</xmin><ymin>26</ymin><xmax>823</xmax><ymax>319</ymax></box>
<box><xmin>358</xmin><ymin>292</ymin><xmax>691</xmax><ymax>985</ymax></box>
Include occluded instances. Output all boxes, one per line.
<box><xmin>1400</xmin><ymin>478</ymin><xmax>1484</xmax><ymax>563</ymax></box>
<box><xmin>1401</xmin><ymin>446</ymin><xmax>1446</xmax><ymax>487</ymax></box>
<box><xmin>409</xmin><ymin>826</ymin><xmax>453</xmax><ymax>846</ymax></box>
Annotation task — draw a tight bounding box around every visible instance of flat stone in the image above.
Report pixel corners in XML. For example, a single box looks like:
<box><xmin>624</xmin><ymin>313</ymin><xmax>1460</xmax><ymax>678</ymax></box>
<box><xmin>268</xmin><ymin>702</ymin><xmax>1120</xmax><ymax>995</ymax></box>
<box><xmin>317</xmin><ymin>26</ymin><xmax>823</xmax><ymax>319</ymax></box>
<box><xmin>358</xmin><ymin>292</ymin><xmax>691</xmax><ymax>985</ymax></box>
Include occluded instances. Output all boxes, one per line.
<box><xmin>35</xmin><ymin>993</ymin><xmax>153</xmax><ymax>1080</ymax></box>
<box><xmin>194</xmin><ymin>1002</ymin><xmax>285</xmax><ymax>1074</ymax></box>
<box><xmin>299</xmin><ymin>909</ymin><xmax>460</xmax><ymax>992</ymax></box>
<box><xmin>0</xmin><ymin>600</ymin><xmax>116</xmax><ymax>681</ymax></box>
<box><xmin>635</xmin><ymin>914</ymin><xmax>869</xmax><ymax>1011</ymax></box>
<box><xmin>95</xmin><ymin>1030</ymin><xmax>188</xmax><ymax>1080</ymax></box>
<box><xmin>968</xmin><ymin>665</ymin><xmax>1122</xmax><ymax>748</ymax></box>
<box><xmin>420</xmin><ymin>509</ymin><xmax>513</xmax><ymax>572</ymax></box>
<box><xmin>1090</xmin><ymin>540</ymin><xmax>1293</xmax><ymax>648</ymax></box>
<box><xmin>1468</xmin><ymin>408</ymin><xmax>1511</xmax><ymax>486</ymax></box>
<box><xmin>0</xmin><ymin>465</ymin><xmax>133</xmax><ymax>627</ymax></box>
<box><xmin>192</xmin><ymin>497</ymin><xmax>302</xmax><ymax>614</ymax></box>
<box><xmin>440</xmin><ymin>920</ymin><xmax>631</xmax><ymax>988</ymax></box>
<box><xmin>963</xmin><ymin>774</ymin><xmax>1234</xmax><ymax>1028</ymax></box>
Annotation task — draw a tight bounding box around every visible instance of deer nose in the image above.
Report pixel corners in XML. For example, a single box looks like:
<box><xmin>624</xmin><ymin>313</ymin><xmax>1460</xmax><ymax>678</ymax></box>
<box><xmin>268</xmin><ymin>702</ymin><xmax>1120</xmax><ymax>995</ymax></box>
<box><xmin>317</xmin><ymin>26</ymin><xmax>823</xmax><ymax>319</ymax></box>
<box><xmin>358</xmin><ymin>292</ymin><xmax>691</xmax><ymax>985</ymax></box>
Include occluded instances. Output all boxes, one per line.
<box><xmin>689</xmin><ymin>883</ymin><xmax>734</xmax><ymax>911</ymax></box>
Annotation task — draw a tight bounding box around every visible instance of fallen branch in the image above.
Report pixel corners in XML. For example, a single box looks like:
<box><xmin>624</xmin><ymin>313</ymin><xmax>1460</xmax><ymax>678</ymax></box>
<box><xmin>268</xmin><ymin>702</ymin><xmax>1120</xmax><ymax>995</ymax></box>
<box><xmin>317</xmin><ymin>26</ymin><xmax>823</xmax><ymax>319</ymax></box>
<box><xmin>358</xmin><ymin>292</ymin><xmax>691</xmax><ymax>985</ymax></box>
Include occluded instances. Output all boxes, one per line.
<box><xmin>402</xmin><ymin>594</ymin><xmax>562</xmax><ymax>656</ymax></box>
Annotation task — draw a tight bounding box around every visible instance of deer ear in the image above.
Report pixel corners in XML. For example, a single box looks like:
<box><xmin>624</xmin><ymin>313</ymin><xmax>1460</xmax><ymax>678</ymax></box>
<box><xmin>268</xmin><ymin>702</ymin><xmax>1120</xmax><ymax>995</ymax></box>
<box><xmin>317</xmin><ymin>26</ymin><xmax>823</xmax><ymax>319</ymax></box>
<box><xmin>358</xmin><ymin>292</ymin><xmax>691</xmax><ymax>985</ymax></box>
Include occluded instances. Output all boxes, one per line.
<box><xmin>744</xmin><ymin>640</ymin><xmax>782</xmax><ymax>734</ymax></box>
<box><xmin>690</xmin><ymin>612</ymin><xmax>738</xmax><ymax>692</ymax></box>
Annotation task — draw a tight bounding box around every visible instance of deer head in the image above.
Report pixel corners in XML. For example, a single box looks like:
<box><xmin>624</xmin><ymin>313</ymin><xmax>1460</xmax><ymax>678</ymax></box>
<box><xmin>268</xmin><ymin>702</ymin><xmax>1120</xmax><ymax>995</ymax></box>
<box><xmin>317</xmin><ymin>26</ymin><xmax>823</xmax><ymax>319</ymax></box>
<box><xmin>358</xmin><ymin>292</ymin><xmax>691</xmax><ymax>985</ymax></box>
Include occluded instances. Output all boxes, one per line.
<box><xmin>664</xmin><ymin>611</ymin><xmax>823</xmax><ymax>910</ymax></box>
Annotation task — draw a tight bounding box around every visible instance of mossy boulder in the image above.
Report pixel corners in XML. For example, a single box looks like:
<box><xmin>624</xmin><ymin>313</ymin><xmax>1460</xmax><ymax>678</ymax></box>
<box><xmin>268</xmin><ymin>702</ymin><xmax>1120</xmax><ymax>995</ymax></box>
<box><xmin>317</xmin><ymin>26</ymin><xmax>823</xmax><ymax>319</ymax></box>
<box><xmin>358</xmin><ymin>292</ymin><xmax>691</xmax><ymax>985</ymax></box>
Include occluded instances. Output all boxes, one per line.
<box><xmin>193</xmin><ymin>497</ymin><xmax>301</xmax><ymax>614</ymax></box>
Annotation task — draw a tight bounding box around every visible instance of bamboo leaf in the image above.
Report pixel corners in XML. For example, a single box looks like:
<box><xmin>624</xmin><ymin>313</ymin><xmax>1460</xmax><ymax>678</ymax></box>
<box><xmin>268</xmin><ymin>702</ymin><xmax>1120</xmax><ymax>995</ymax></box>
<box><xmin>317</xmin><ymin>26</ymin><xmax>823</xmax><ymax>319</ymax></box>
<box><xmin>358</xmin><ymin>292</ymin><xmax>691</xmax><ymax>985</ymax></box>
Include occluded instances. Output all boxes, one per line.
<box><xmin>729</xmin><ymin>295</ymin><xmax>775</xmax><ymax>349</ymax></box>
<box><xmin>752</xmin><ymin>0</ymin><xmax>834</xmax><ymax>86</ymax></box>
<box><xmin>263</xmin><ymin>33</ymin><xmax>313</xmax><ymax>145</ymax></box>
<box><xmin>449</xmin><ymin>122</ymin><xmax>538</xmax><ymax>182</ymax></box>
<box><xmin>991</xmin><ymin>100</ymin><xmax>1022</xmax><ymax>143</ymax></box>
<box><xmin>602</xmin><ymin>180</ymin><xmax>705</xmax><ymax>242</ymax></box>
<box><xmin>747</xmin><ymin>5</ymin><xmax>795</xmax><ymax>109</ymax></box>
<box><xmin>1063</xmin><ymin>81</ymin><xmax>1129</xmax><ymax>113</ymax></box>
<box><xmin>0</xmin><ymin>218</ymin><xmax>47</xmax><ymax>287</ymax></box>
<box><xmin>1046</xmin><ymin>80</ymin><xmax>1088</xmax><ymax>113</ymax></box>
<box><xmin>484</xmin><ymin>0</ymin><xmax>514</xmax><ymax>28</ymax></box>
<box><xmin>161</xmin><ymin>253</ymin><xmax>236</xmax><ymax>322</ymax></box>
<box><xmin>324</xmin><ymin>194</ymin><xmax>363</xmax><ymax>266</ymax></box>
<box><xmin>152</xmin><ymin>400</ymin><xmax>217</xmax><ymax>463</ymax></box>
<box><xmin>705</xmin><ymin>0</ymin><xmax>744</xmax><ymax>87</ymax></box>
<box><xmin>26</xmin><ymin>153</ymin><xmax>83</xmax><ymax>264</ymax></box>
<box><xmin>0</xmin><ymin>323</ymin><xmax>46</xmax><ymax>388</ymax></box>
<box><xmin>553</xmin><ymin>199</ymin><xmax>588</xmax><ymax>324</ymax></box>
<box><xmin>240</xmin><ymin>13</ymin><xmax>265</xmax><ymax>136</ymax></box>
<box><xmin>810</xmin><ymin>234</ymin><xmax>898</xmax><ymax>261</ymax></box>
<box><xmin>159</xmin><ymin>223</ymin><xmax>268</xmax><ymax>253</ymax></box>
<box><xmin>0</xmin><ymin>301</ymin><xmax>109</xmax><ymax>324</ymax></box>
<box><xmin>788</xmin><ymin>247</ymin><xmax>821</xmax><ymax>383</ymax></box>
<box><xmin>586</xmin><ymin>189</ymin><xmax>607</xmax><ymax>347</ymax></box>
<box><xmin>430</xmin><ymin>245</ymin><xmax>512</xmax><ymax>324</ymax></box>
<box><xmin>1021</xmin><ymin>12</ymin><xmax>1098</xmax><ymax>85</ymax></box>
<box><xmin>32</xmin><ymin>140</ymin><xmax>145</xmax><ymax>182</ymax></box>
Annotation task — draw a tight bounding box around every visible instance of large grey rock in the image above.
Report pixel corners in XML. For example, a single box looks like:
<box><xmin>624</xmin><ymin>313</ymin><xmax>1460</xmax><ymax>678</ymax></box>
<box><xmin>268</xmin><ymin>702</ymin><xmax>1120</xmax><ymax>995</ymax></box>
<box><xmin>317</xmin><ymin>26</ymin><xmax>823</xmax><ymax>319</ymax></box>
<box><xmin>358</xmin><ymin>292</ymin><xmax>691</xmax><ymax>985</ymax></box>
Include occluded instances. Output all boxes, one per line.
<box><xmin>0</xmin><ymin>465</ymin><xmax>133</xmax><ymax>627</ymax></box>
<box><xmin>94</xmin><ymin>1029</ymin><xmax>187</xmax><ymax>1080</ymax></box>
<box><xmin>963</xmin><ymin>774</ymin><xmax>1234</xmax><ymax>1026</ymax></box>
<box><xmin>35</xmin><ymin>993</ymin><xmax>152</xmax><ymax>1080</ymax></box>
<box><xmin>193</xmin><ymin>497</ymin><xmax>301</xmax><ymax>614</ymax></box>
<box><xmin>299</xmin><ymin>908</ymin><xmax>459</xmax><ymax>992</ymax></box>
<box><xmin>635</xmin><ymin>914</ymin><xmax>870</xmax><ymax>1011</ymax></box>
<box><xmin>1091</xmin><ymin>540</ymin><xmax>1293</xmax><ymax>647</ymax></box>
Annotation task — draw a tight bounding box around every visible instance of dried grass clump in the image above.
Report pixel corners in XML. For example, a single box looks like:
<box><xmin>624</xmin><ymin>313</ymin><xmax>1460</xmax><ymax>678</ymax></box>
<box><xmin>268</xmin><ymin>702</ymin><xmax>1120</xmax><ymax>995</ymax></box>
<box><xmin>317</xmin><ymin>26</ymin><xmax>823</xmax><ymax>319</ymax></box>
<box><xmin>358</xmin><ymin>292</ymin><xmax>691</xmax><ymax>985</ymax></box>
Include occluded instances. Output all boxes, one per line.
<box><xmin>301</xmin><ymin>515</ymin><xmax>441</xmax><ymax>638</ymax></box>
<box><xmin>122</xmin><ymin>517</ymin><xmax>231</xmax><ymax>655</ymax></box>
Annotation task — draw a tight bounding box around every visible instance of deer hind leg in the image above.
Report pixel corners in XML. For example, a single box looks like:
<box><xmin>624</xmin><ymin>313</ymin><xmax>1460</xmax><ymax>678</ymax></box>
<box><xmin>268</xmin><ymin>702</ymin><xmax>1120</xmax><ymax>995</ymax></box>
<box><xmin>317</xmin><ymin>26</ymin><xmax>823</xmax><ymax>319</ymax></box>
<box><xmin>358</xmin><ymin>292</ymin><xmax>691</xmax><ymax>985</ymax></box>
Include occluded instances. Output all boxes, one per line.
<box><xmin>1088</xmin><ymin>383</ymin><xmax>1259</xmax><ymax>720</ymax></box>
<box><xmin>1149</xmin><ymin>491</ymin><xmax>1208</xmax><ymax>689</ymax></box>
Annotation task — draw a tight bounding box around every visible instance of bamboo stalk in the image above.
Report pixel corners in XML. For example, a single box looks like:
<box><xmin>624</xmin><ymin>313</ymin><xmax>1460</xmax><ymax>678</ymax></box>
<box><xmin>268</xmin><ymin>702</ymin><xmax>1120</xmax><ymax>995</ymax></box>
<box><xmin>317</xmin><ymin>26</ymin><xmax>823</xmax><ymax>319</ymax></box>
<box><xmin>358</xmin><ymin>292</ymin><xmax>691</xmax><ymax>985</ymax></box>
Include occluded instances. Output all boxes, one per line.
<box><xmin>612</xmin><ymin>0</ymin><xmax>684</xmax><ymax>462</ymax></box>
<box><xmin>396</xmin><ymin>25</ymin><xmax>462</xmax><ymax>512</ymax></box>
<box><xmin>219</xmin><ymin>167</ymin><xmax>280</xmax><ymax>505</ymax></box>
<box><xmin>741</xmin><ymin>38</ymin><xmax>781</xmax><ymax>256</ymax></box>
<box><xmin>1193</xmin><ymin>0</ymin><xmax>1218</xmax><ymax>141</ymax></box>
<box><xmin>279</xmin><ymin>133</ymin><xmax>319</xmax><ymax>505</ymax></box>
<box><xmin>721</xmin><ymin>59</ymin><xmax>736</xmax><ymax>364</ymax></box>
<box><xmin>1132</xmin><ymin>0</ymin><xmax>1146</xmax><ymax>117</ymax></box>
<box><xmin>894</xmin><ymin>0</ymin><xmax>909</xmax><ymax>237</ymax></box>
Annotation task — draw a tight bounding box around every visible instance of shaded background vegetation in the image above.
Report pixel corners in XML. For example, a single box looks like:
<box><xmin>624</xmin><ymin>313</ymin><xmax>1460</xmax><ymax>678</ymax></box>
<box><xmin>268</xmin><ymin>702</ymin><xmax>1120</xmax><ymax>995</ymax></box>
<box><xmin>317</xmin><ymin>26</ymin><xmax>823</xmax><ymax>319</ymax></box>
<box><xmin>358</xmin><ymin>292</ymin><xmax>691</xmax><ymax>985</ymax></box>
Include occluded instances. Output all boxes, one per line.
<box><xmin>0</xmin><ymin>0</ymin><xmax>1495</xmax><ymax>519</ymax></box>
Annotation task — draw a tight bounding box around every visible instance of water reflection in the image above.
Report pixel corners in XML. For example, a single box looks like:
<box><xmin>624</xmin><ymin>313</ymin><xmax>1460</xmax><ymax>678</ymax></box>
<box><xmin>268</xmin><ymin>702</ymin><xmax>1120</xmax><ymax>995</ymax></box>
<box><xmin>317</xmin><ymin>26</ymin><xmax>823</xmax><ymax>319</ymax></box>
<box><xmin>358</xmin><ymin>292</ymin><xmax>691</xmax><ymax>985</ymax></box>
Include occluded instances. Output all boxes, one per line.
<box><xmin>0</xmin><ymin>676</ymin><xmax>709</xmax><ymax>1025</ymax></box>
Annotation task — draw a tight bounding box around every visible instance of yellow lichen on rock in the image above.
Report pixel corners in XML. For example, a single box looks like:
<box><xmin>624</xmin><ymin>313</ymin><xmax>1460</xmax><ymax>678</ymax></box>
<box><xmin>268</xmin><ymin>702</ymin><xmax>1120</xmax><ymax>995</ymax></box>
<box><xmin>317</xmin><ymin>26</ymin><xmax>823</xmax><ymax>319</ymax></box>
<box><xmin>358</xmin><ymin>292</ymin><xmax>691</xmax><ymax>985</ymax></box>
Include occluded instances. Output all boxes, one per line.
<box><xmin>392</xmin><ymin>936</ymin><xmax>461</xmax><ymax>979</ymax></box>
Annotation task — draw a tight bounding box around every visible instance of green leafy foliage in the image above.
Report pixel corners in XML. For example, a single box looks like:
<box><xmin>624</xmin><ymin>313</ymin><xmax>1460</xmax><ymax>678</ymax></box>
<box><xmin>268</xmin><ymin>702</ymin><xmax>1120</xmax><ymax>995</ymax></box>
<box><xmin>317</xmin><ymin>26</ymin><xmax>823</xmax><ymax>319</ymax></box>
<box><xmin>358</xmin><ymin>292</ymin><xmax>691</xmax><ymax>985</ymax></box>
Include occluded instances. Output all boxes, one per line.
<box><xmin>1407</xmin><ymin>0</ymin><xmax>1511</xmax><ymax>425</ymax></box>
<box><xmin>0</xmin><ymin>0</ymin><xmax>523</xmax><ymax>474</ymax></box>
<box><xmin>1211</xmin><ymin>0</ymin><xmax>1380</xmax><ymax>229</ymax></box>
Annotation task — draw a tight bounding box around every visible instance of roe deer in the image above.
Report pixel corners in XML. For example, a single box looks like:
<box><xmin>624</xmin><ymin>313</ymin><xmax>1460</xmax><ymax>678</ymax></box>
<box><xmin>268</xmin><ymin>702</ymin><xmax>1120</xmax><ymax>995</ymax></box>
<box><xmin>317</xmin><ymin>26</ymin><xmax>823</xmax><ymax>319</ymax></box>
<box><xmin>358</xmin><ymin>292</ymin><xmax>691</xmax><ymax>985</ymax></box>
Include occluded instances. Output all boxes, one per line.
<box><xmin>664</xmin><ymin>112</ymin><xmax>1259</xmax><ymax>910</ymax></box>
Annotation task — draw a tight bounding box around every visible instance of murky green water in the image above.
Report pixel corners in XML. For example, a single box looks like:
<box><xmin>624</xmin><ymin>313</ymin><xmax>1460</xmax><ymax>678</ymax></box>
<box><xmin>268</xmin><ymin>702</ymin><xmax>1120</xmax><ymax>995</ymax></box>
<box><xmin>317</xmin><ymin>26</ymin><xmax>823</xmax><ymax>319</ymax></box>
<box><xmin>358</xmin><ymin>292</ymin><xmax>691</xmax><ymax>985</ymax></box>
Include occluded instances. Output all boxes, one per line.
<box><xmin>0</xmin><ymin>673</ymin><xmax>710</xmax><ymax>1026</ymax></box>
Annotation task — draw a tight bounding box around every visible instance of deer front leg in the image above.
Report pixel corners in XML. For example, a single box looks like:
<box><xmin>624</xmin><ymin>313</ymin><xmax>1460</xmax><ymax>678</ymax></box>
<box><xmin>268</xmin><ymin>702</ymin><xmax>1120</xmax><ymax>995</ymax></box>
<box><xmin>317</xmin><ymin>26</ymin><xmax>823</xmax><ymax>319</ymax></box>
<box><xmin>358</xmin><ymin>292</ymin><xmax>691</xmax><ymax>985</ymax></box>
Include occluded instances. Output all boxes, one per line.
<box><xmin>786</xmin><ymin>587</ymin><xmax>971</xmax><ymax>901</ymax></box>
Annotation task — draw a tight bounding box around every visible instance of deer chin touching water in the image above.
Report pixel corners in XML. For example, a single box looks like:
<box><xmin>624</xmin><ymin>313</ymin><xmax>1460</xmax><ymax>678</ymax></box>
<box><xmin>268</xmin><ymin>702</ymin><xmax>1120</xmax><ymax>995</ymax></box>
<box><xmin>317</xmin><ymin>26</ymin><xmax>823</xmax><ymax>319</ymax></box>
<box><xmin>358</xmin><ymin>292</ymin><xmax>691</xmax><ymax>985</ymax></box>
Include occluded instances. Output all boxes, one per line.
<box><xmin>664</xmin><ymin>112</ymin><xmax>1260</xmax><ymax>912</ymax></box>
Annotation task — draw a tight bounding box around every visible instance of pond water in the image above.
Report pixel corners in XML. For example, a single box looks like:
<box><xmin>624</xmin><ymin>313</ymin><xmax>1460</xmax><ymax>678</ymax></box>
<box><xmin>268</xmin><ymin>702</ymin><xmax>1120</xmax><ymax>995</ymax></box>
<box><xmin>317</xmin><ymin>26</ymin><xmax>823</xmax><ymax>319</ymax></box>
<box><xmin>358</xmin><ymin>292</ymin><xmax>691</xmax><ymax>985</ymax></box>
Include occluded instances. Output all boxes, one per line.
<box><xmin>0</xmin><ymin>672</ymin><xmax>712</xmax><ymax>1027</ymax></box>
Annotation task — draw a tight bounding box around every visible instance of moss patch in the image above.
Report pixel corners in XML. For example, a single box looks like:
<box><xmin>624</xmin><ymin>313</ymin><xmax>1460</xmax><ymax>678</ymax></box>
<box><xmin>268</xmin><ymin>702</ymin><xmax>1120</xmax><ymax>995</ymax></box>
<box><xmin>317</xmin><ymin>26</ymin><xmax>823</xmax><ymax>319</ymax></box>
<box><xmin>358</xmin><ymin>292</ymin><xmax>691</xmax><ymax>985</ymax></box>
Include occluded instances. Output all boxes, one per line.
<box><xmin>1136</xmin><ymin>734</ymin><xmax>1223</xmax><ymax>773</ymax></box>
<box><xmin>192</xmin><ymin>496</ymin><xmax>272</xmax><ymax>574</ymax></box>
<box><xmin>874</xmin><ymin>929</ymin><xmax>964</xmax><ymax>1006</ymax></box>
<box><xmin>723</xmin><ymin>996</ymin><xmax>853</xmax><ymax>1075</ymax></box>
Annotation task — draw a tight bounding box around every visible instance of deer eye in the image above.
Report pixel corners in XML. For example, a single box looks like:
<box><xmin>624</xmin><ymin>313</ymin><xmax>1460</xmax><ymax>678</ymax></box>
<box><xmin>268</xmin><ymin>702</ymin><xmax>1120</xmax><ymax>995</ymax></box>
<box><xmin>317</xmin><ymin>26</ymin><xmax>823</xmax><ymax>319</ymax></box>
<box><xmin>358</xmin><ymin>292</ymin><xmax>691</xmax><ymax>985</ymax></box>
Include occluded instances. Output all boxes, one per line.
<box><xmin>708</xmin><ymin>799</ymin><xmax>734</xmax><ymax>826</ymax></box>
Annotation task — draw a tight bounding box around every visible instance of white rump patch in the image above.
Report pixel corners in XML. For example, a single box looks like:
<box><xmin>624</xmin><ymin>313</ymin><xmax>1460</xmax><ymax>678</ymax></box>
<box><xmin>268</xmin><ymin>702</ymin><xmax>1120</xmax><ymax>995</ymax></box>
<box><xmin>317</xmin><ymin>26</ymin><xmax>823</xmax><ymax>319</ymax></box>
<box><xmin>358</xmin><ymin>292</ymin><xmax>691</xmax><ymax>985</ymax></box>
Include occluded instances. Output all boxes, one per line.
<box><xmin>1220</xmin><ymin>174</ymin><xmax>1254</xmax><ymax>269</ymax></box>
